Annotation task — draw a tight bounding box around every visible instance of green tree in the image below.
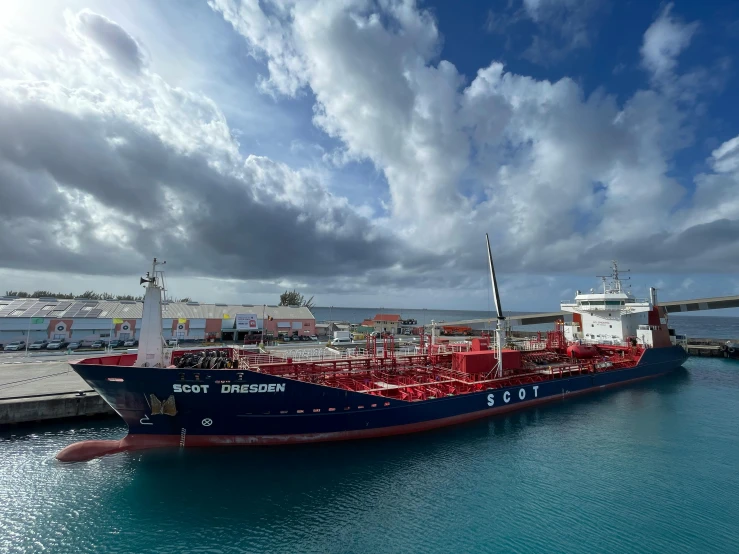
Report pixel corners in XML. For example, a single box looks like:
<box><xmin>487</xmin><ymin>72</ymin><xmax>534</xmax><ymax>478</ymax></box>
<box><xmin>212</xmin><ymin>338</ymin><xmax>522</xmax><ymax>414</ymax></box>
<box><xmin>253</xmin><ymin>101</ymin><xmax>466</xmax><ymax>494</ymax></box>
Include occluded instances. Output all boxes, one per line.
<box><xmin>115</xmin><ymin>294</ymin><xmax>145</xmax><ymax>301</ymax></box>
<box><xmin>279</xmin><ymin>289</ymin><xmax>315</xmax><ymax>309</ymax></box>
<box><xmin>4</xmin><ymin>290</ymin><xmax>143</xmax><ymax>301</ymax></box>
<box><xmin>5</xmin><ymin>291</ymin><xmax>29</xmax><ymax>298</ymax></box>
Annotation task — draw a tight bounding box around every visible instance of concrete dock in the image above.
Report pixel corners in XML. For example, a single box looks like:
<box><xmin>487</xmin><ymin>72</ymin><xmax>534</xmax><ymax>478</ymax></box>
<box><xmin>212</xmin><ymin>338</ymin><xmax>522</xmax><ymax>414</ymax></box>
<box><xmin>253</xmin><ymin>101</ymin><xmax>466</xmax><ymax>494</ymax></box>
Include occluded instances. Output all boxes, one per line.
<box><xmin>0</xmin><ymin>358</ymin><xmax>115</xmax><ymax>426</ymax></box>
<box><xmin>683</xmin><ymin>338</ymin><xmax>737</xmax><ymax>358</ymax></box>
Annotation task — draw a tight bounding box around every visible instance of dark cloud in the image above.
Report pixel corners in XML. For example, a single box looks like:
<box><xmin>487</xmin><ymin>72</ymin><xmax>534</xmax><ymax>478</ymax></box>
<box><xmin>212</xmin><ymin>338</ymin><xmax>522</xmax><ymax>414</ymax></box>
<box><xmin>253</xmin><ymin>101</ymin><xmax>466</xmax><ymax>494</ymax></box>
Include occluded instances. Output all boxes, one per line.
<box><xmin>505</xmin><ymin>219</ymin><xmax>739</xmax><ymax>276</ymax></box>
<box><xmin>0</xmin><ymin>97</ymin><xmax>444</xmax><ymax>283</ymax></box>
<box><xmin>76</xmin><ymin>11</ymin><xmax>145</xmax><ymax>75</ymax></box>
<box><xmin>1</xmin><ymin>95</ymin><xmax>736</xmax><ymax>291</ymax></box>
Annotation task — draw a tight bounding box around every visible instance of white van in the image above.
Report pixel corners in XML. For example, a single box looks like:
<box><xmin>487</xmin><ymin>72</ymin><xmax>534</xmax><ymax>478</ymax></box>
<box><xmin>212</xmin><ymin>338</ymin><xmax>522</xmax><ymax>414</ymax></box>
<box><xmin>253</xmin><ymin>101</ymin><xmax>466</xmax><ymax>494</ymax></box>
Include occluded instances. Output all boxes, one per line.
<box><xmin>332</xmin><ymin>337</ymin><xmax>353</xmax><ymax>345</ymax></box>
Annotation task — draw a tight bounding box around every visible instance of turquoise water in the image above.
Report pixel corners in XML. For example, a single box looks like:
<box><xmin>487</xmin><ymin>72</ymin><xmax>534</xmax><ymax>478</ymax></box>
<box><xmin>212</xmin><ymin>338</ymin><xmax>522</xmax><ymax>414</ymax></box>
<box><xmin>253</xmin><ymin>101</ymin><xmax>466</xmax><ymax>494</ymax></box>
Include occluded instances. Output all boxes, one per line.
<box><xmin>2</xmin><ymin>358</ymin><xmax>739</xmax><ymax>553</ymax></box>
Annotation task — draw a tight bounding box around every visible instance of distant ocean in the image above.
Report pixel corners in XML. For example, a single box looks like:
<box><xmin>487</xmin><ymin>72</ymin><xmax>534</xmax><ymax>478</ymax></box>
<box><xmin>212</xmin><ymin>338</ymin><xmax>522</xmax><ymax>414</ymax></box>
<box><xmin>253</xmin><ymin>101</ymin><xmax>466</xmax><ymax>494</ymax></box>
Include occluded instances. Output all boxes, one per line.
<box><xmin>312</xmin><ymin>307</ymin><xmax>739</xmax><ymax>340</ymax></box>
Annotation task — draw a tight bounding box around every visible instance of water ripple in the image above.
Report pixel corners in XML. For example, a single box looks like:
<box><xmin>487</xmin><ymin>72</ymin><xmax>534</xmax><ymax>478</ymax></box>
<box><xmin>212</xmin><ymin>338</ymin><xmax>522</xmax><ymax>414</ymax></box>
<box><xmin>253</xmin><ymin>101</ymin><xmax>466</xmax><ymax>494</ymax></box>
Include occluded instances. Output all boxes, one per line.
<box><xmin>1</xmin><ymin>360</ymin><xmax>739</xmax><ymax>553</ymax></box>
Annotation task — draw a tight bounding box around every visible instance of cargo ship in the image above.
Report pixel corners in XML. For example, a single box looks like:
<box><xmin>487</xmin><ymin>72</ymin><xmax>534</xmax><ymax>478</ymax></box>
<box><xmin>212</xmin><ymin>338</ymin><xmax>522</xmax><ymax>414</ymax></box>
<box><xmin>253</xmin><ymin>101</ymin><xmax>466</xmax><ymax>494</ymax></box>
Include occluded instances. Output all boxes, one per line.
<box><xmin>57</xmin><ymin>239</ymin><xmax>689</xmax><ymax>462</ymax></box>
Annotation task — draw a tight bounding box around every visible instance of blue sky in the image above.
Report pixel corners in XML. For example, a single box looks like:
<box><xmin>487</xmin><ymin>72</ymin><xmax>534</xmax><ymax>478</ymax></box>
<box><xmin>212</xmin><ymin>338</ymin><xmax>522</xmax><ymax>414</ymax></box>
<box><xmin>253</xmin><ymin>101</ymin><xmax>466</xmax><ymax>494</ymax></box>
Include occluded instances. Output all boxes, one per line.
<box><xmin>0</xmin><ymin>0</ymin><xmax>738</xmax><ymax>314</ymax></box>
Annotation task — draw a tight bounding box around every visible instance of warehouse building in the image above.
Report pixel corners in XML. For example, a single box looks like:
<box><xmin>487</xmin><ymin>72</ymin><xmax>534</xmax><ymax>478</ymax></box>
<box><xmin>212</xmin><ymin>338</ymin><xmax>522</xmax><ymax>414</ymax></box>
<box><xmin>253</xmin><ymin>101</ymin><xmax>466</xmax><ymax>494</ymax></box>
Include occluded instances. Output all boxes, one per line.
<box><xmin>0</xmin><ymin>297</ymin><xmax>315</xmax><ymax>345</ymax></box>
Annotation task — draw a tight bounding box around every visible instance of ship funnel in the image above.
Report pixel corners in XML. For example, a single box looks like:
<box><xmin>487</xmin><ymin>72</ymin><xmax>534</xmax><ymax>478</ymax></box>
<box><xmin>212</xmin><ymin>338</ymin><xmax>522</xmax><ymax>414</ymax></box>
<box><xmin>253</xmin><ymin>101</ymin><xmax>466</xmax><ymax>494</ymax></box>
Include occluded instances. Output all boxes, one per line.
<box><xmin>649</xmin><ymin>287</ymin><xmax>657</xmax><ymax>306</ymax></box>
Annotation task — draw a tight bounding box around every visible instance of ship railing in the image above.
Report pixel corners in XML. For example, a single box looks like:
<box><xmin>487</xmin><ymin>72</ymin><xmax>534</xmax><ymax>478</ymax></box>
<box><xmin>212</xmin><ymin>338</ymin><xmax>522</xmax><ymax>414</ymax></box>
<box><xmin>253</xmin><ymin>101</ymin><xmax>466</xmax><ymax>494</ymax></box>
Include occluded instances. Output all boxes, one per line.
<box><xmin>239</xmin><ymin>354</ymin><xmax>280</xmax><ymax>368</ymax></box>
<box><xmin>573</xmin><ymin>338</ymin><xmax>631</xmax><ymax>348</ymax></box>
<box><xmin>509</xmin><ymin>339</ymin><xmax>548</xmax><ymax>352</ymax></box>
<box><xmin>241</xmin><ymin>346</ymin><xmax>425</xmax><ymax>367</ymax></box>
<box><xmin>286</xmin><ymin>348</ymin><xmax>344</xmax><ymax>362</ymax></box>
<box><xmin>426</xmin><ymin>344</ymin><xmax>470</xmax><ymax>355</ymax></box>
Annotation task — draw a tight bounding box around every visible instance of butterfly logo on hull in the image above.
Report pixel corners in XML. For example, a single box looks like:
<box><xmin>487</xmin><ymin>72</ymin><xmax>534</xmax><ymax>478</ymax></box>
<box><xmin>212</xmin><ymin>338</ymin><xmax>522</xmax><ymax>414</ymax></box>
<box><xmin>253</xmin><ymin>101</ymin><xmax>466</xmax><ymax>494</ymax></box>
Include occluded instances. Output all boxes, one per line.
<box><xmin>150</xmin><ymin>394</ymin><xmax>177</xmax><ymax>416</ymax></box>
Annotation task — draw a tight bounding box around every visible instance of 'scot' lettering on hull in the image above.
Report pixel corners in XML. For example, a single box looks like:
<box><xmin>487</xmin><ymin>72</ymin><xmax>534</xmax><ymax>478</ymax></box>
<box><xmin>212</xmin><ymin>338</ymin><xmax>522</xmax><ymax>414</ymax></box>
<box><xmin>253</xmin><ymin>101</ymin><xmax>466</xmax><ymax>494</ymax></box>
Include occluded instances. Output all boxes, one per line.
<box><xmin>220</xmin><ymin>384</ymin><xmax>286</xmax><ymax>393</ymax></box>
<box><xmin>173</xmin><ymin>384</ymin><xmax>209</xmax><ymax>393</ymax></box>
<box><xmin>487</xmin><ymin>385</ymin><xmax>539</xmax><ymax>407</ymax></box>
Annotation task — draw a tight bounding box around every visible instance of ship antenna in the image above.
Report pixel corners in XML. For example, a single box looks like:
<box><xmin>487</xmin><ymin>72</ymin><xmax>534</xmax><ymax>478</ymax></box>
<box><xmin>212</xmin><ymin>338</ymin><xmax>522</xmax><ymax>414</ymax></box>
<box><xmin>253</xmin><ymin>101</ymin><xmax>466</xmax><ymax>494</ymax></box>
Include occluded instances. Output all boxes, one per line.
<box><xmin>597</xmin><ymin>260</ymin><xmax>630</xmax><ymax>293</ymax></box>
<box><xmin>485</xmin><ymin>233</ymin><xmax>505</xmax><ymax>379</ymax></box>
<box><xmin>611</xmin><ymin>260</ymin><xmax>629</xmax><ymax>292</ymax></box>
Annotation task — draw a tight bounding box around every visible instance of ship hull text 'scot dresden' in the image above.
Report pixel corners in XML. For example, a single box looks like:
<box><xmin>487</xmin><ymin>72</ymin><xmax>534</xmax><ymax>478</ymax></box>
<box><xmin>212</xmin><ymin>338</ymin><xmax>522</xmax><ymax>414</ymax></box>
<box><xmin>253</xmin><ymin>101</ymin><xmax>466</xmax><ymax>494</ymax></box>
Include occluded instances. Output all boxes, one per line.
<box><xmin>57</xmin><ymin>246</ymin><xmax>688</xmax><ymax>462</ymax></box>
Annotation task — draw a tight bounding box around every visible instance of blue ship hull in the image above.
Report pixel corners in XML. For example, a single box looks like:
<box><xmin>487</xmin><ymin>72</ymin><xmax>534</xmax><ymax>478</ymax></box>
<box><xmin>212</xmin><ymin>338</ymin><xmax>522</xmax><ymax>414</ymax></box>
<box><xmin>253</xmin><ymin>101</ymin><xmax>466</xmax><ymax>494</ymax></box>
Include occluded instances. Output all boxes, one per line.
<box><xmin>57</xmin><ymin>345</ymin><xmax>687</xmax><ymax>460</ymax></box>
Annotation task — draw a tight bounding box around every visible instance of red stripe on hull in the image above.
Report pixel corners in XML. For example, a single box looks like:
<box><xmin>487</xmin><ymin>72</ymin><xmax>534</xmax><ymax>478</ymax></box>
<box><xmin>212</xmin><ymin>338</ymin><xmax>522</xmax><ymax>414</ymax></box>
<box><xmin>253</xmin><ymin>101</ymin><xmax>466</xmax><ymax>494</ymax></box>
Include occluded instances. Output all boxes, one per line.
<box><xmin>56</xmin><ymin>370</ymin><xmax>670</xmax><ymax>462</ymax></box>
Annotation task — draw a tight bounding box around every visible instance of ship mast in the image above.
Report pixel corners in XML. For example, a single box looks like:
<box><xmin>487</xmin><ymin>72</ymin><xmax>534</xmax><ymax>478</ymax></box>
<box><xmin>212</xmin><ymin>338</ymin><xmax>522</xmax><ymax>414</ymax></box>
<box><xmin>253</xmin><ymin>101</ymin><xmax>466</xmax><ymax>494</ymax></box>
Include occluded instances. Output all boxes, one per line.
<box><xmin>485</xmin><ymin>234</ymin><xmax>505</xmax><ymax>379</ymax></box>
<box><xmin>135</xmin><ymin>258</ymin><xmax>166</xmax><ymax>368</ymax></box>
<box><xmin>597</xmin><ymin>260</ymin><xmax>630</xmax><ymax>294</ymax></box>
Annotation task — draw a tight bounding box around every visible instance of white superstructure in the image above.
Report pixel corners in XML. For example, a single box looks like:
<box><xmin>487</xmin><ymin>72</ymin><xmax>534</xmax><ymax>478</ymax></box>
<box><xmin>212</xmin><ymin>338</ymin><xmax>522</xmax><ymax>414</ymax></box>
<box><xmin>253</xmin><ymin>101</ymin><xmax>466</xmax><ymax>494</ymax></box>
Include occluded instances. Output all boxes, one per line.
<box><xmin>135</xmin><ymin>258</ymin><xmax>167</xmax><ymax>367</ymax></box>
<box><xmin>560</xmin><ymin>261</ymin><xmax>668</xmax><ymax>347</ymax></box>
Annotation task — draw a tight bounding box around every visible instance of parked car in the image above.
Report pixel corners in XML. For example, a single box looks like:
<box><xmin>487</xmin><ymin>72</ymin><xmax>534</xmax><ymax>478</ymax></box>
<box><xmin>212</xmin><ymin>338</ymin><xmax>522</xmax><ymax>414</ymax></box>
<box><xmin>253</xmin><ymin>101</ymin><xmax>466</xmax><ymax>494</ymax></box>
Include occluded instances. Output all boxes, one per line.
<box><xmin>123</xmin><ymin>339</ymin><xmax>138</xmax><ymax>347</ymax></box>
<box><xmin>67</xmin><ymin>342</ymin><xmax>81</xmax><ymax>350</ymax></box>
<box><xmin>165</xmin><ymin>339</ymin><xmax>178</xmax><ymax>346</ymax></box>
<box><xmin>90</xmin><ymin>341</ymin><xmax>105</xmax><ymax>349</ymax></box>
<box><xmin>108</xmin><ymin>339</ymin><xmax>125</xmax><ymax>348</ymax></box>
<box><xmin>4</xmin><ymin>340</ymin><xmax>26</xmax><ymax>351</ymax></box>
<box><xmin>309</xmin><ymin>335</ymin><xmax>318</xmax><ymax>341</ymax></box>
<box><xmin>46</xmin><ymin>340</ymin><xmax>68</xmax><ymax>350</ymax></box>
<box><xmin>28</xmin><ymin>340</ymin><xmax>48</xmax><ymax>350</ymax></box>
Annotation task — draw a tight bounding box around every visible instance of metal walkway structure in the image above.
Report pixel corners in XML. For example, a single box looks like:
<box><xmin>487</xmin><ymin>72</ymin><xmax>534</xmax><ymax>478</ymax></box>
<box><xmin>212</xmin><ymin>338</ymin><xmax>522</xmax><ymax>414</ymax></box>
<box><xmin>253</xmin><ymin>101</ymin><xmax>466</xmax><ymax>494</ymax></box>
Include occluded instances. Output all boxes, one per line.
<box><xmin>660</xmin><ymin>295</ymin><xmax>739</xmax><ymax>313</ymax></box>
<box><xmin>424</xmin><ymin>295</ymin><xmax>739</xmax><ymax>329</ymax></box>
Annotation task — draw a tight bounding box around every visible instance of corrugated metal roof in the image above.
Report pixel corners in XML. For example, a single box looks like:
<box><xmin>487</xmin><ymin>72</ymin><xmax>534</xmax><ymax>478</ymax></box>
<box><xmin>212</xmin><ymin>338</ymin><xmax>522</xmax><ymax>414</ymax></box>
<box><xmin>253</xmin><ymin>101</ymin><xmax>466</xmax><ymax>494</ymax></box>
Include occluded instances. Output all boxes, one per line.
<box><xmin>0</xmin><ymin>298</ymin><xmax>314</xmax><ymax>320</ymax></box>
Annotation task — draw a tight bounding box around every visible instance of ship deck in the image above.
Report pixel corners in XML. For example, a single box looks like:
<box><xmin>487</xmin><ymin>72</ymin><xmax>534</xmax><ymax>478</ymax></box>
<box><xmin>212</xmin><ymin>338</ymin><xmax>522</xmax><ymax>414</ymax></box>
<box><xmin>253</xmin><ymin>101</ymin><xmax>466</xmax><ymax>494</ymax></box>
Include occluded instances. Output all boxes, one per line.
<box><xmin>235</xmin><ymin>353</ymin><xmax>639</xmax><ymax>402</ymax></box>
<box><xmin>77</xmin><ymin>331</ymin><xmax>645</xmax><ymax>402</ymax></box>
<box><xmin>190</xmin><ymin>332</ymin><xmax>643</xmax><ymax>402</ymax></box>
